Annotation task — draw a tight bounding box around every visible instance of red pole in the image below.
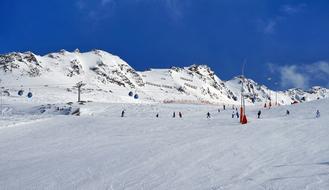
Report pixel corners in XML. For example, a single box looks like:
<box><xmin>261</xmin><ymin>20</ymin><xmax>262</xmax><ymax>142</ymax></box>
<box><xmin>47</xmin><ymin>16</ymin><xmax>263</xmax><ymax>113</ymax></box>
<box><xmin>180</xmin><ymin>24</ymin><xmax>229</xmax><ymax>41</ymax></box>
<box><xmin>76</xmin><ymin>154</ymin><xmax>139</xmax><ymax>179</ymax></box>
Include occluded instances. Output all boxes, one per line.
<box><xmin>240</xmin><ymin>106</ymin><xmax>243</xmax><ymax>123</ymax></box>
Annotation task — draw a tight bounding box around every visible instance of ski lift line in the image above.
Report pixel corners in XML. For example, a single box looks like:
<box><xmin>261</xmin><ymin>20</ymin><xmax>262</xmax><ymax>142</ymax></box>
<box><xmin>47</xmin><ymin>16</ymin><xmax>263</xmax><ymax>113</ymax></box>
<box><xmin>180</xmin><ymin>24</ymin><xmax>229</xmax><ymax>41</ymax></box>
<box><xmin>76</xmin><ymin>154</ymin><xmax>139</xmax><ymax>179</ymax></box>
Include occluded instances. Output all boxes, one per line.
<box><xmin>0</xmin><ymin>84</ymin><xmax>223</xmax><ymax>94</ymax></box>
<box><xmin>1</xmin><ymin>85</ymin><xmax>182</xmax><ymax>92</ymax></box>
<box><xmin>2</xmin><ymin>83</ymin><xmax>77</xmax><ymax>88</ymax></box>
<box><xmin>1</xmin><ymin>82</ymin><xmax>174</xmax><ymax>90</ymax></box>
<box><xmin>1</xmin><ymin>74</ymin><xmax>220</xmax><ymax>90</ymax></box>
<box><xmin>1</xmin><ymin>79</ymin><xmax>232</xmax><ymax>93</ymax></box>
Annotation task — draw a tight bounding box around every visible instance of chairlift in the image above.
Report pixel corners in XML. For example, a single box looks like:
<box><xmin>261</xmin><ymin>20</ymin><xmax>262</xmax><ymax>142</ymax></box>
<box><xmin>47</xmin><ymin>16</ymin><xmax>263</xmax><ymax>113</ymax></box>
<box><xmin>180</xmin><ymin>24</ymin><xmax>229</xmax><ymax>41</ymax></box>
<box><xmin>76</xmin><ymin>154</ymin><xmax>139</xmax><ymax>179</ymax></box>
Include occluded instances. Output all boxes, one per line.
<box><xmin>27</xmin><ymin>92</ymin><xmax>33</xmax><ymax>98</ymax></box>
<box><xmin>18</xmin><ymin>90</ymin><xmax>24</xmax><ymax>96</ymax></box>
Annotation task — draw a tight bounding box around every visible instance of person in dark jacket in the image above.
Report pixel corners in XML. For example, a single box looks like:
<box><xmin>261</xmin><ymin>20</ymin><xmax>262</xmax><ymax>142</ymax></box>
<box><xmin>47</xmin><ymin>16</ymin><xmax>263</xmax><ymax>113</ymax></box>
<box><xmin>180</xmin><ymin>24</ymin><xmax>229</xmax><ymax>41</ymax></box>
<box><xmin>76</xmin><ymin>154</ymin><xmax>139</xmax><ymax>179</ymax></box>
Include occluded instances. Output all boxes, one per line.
<box><xmin>179</xmin><ymin>112</ymin><xmax>182</xmax><ymax>118</ymax></box>
<box><xmin>121</xmin><ymin>110</ymin><xmax>125</xmax><ymax>117</ymax></box>
<box><xmin>316</xmin><ymin>110</ymin><xmax>320</xmax><ymax>118</ymax></box>
<box><xmin>286</xmin><ymin>110</ymin><xmax>290</xmax><ymax>115</ymax></box>
<box><xmin>257</xmin><ymin>110</ymin><xmax>261</xmax><ymax>118</ymax></box>
<box><xmin>173</xmin><ymin>112</ymin><xmax>176</xmax><ymax>118</ymax></box>
<box><xmin>207</xmin><ymin>112</ymin><xmax>211</xmax><ymax>118</ymax></box>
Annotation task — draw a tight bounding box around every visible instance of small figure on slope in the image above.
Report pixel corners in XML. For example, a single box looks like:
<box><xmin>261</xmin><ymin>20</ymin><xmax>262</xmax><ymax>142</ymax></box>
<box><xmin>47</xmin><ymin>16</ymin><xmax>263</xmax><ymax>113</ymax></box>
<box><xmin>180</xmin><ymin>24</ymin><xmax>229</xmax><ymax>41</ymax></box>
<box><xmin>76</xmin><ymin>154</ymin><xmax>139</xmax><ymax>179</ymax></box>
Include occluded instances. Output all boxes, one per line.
<box><xmin>121</xmin><ymin>110</ymin><xmax>125</xmax><ymax>117</ymax></box>
<box><xmin>257</xmin><ymin>110</ymin><xmax>261</xmax><ymax>119</ymax></box>
<box><xmin>173</xmin><ymin>112</ymin><xmax>176</xmax><ymax>118</ymax></box>
<box><xmin>316</xmin><ymin>110</ymin><xmax>320</xmax><ymax>118</ymax></box>
<box><xmin>179</xmin><ymin>112</ymin><xmax>182</xmax><ymax>118</ymax></box>
<box><xmin>286</xmin><ymin>110</ymin><xmax>290</xmax><ymax>116</ymax></box>
<box><xmin>232</xmin><ymin>111</ymin><xmax>235</xmax><ymax>118</ymax></box>
<box><xmin>207</xmin><ymin>112</ymin><xmax>211</xmax><ymax>118</ymax></box>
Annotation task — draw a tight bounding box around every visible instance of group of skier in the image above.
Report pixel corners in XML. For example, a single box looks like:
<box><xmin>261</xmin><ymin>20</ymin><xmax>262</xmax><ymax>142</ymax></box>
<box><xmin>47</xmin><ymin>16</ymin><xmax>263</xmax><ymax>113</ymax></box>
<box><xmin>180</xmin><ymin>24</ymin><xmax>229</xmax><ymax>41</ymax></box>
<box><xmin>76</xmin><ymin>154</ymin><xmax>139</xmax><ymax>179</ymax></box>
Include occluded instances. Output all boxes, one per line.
<box><xmin>120</xmin><ymin>105</ymin><xmax>321</xmax><ymax>119</ymax></box>
<box><xmin>256</xmin><ymin>109</ymin><xmax>320</xmax><ymax>119</ymax></box>
<box><xmin>172</xmin><ymin>112</ymin><xmax>183</xmax><ymax>118</ymax></box>
<box><xmin>231</xmin><ymin>111</ymin><xmax>239</xmax><ymax>118</ymax></box>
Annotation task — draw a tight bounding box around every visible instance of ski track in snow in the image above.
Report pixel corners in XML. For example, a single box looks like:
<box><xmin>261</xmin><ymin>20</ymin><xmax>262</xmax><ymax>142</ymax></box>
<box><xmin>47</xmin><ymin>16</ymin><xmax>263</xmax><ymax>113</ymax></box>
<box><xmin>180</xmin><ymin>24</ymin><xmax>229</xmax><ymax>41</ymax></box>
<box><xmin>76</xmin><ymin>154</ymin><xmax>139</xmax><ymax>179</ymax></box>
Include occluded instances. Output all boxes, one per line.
<box><xmin>0</xmin><ymin>99</ymin><xmax>328</xmax><ymax>190</ymax></box>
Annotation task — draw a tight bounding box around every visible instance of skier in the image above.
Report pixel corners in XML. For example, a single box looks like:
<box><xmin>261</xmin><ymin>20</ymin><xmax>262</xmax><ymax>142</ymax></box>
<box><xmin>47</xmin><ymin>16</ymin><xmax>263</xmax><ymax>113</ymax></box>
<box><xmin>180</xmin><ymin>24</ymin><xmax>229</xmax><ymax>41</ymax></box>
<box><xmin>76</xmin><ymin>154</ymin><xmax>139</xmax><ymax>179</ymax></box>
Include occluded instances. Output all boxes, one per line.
<box><xmin>264</xmin><ymin>103</ymin><xmax>267</xmax><ymax>108</ymax></box>
<box><xmin>179</xmin><ymin>112</ymin><xmax>182</xmax><ymax>118</ymax></box>
<box><xmin>257</xmin><ymin>110</ymin><xmax>261</xmax><ymax>118</ymax></box>
<box><xmin>286</xmin><ymin>110</ymin><xmax>290</xmax><ymax>115</ymax></box>
<box><xmin>223</xmin><ymin>105</ymin><xmax>226</xmax><ymax>110</ymax></box>
<box><xmin>173</xmin><ymin>112</ymin><xmax>176</xmax><ymax>118</ymax></box>
<box><xmin>156</xmin><ymin>113</ymin><xmax>159</xmax><ymax>118</ymax></box>
<box><xmin>316</xmin><ymin>110</ymin><xmax>320</xmax><ymax>118</ymax></box>
<box><xmin>121</xmin><ymin>110</ymin><xmax>125</xmax><ymax>117</ymax></box>
<box><xmin>207</xmin><ymin>112</ymin><xmax>211</xmax><ymax>118</ymax></box>
<box><xmin>236</xmin><ymin>111</ymin><xmax>239</xmax><ymax>118</ymax></box>
<box><xmin>232</xmin><ymin>111</ymin><xmax>235</xmax><ymax>118</ymax></box>
<box><xmin>218</xmin><ymin>109</ymin><xmax>220</xmax><ymax>113</ymax></box>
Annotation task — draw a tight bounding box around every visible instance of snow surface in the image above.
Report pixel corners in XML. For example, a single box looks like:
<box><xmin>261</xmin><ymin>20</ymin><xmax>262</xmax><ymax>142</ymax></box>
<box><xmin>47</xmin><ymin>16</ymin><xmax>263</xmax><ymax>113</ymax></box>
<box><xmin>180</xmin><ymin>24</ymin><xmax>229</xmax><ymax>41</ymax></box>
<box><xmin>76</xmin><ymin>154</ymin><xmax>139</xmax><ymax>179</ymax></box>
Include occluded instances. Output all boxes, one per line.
<box><xmin>1</xmin><ymin>50</ymin><xmax>329</xmax><ymax>189</ymax></box>
<box><xmin>0</xmin><ymin>98</ymin><xmax>328</xmax><ymax>190</ymax></box>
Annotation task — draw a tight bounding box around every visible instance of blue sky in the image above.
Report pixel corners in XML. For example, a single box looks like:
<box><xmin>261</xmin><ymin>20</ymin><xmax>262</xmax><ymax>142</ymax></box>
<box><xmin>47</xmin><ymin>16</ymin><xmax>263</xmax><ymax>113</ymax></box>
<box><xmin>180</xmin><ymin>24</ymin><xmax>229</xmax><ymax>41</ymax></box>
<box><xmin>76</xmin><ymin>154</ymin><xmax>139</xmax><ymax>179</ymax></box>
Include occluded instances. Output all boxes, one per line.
<box><xmin>1</xmin><ymin>0</ymin><xmax>329</xmax><ymax>90</ymax></box>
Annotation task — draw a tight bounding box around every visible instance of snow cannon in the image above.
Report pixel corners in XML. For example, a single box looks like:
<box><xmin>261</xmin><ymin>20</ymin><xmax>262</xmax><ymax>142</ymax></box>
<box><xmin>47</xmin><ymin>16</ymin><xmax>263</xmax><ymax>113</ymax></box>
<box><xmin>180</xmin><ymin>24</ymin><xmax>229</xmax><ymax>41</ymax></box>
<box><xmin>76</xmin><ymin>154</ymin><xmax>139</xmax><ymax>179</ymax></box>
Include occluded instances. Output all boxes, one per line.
<box><xmin>242</xmin><ymin>115</ymin><xmax>248</xmax><ymax>124</ymax></box>
<box><xmin>134</xmin><ymin>94</ymin><xmax>139</xmax><ymax>99</ymax></box>
<box><xmin>18</xmin><ymin>90</ymin><xmax>24</xmax><ymax>96</ymax></box>
<box><xmin>240</xmin><ymin>107</ymin><xmax>244</xmax><ymax>123</ymax></box>
<box><xmin>27</xmin><ymin>92</ymin><xmax>33</xmax><ymax>98</ymax></box>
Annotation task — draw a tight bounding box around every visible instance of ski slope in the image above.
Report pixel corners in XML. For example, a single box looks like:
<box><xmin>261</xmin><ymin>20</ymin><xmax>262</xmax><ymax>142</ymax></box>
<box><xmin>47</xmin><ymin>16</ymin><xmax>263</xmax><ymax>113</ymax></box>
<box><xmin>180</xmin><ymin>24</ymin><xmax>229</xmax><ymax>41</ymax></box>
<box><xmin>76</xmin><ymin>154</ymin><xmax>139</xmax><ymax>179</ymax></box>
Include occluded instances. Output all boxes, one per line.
<box><xmin>0</xmin><ymin>98</ymin><xmax>328</xmax><ymax>190</ymax></box>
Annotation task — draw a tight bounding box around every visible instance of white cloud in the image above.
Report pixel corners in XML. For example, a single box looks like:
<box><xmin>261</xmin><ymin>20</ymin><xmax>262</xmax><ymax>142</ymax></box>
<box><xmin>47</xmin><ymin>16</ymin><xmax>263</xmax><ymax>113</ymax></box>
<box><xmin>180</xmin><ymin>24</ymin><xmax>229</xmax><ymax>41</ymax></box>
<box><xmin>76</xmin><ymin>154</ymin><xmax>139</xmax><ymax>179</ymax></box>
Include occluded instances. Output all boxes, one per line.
<box><xmin>264</xmin><ymin>20</ymin><xmax>277</xmax><ymax>34</ymax></box>
<box><xmin>281</xmin><ymin>3</ymin><xmax>307</xmax><ymax>15</ymax></box>
<box><xmin>163</xmin><ymin>0</ymin><xmax>184</xmax><ymax>19</ymax></box>
<box><xmin>312</xmin><ymin>61</ymin><xmax>329</xmax><ymax>75</ymax></box>
<box><xmin>268</xmin><ymin>61</ymin><xmax>329</xmax><ymax>89</ymax></box>
<box><xmin>279</xmin><ymin>65</ymin><xmax>309</xmax><ymax>89</ymax></box>
<box><xmin>75</xmin><ymin>0</ymin><xmax>116</xmax><ymax>22</ymax></box>
<box><xmin>261</xmin><ymin>3</ymin><xmax>307</xmax><ymax>35</ymax></box>
<box><xmin>267</xmin><ymin>62</ymin><xmax>277</xmax><ymax>74</ymax></box>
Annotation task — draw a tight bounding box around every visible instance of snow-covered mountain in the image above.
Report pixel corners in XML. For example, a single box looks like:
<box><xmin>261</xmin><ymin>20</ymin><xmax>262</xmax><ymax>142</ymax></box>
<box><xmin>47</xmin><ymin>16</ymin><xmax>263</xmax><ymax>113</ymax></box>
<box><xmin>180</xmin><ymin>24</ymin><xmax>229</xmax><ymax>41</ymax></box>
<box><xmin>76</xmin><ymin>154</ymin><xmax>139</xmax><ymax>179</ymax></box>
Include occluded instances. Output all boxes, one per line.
<box><xmin>1</xmin><ymin>50</ymin><xmax>328</xmax><ymax>105</ymax></box>
<box><xmin>0</xmin><ymin>49</ymin><xmax>143</xmax><ymax>88</ymax></box>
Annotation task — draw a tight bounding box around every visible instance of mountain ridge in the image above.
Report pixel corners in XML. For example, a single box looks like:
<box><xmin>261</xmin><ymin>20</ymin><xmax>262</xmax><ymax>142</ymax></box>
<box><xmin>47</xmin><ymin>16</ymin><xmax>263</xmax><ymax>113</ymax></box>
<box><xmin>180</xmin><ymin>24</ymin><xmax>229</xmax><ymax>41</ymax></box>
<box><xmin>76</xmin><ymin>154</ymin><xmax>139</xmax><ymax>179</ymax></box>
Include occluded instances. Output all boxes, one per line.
<box><xmin>1</xmin><ymin>49</ymin><xmax>328</xmax><ymax>105</ymax></box>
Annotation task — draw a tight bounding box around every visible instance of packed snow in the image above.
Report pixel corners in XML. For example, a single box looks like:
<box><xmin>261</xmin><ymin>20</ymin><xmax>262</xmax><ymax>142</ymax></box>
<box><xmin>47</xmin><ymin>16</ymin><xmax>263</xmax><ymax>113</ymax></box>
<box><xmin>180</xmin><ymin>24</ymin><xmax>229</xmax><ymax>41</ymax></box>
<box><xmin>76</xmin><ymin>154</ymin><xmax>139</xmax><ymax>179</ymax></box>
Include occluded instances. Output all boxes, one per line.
<box><xmin>1</xmin><ymin>49</ymin><xmax>329</xmax><ymax>189</ymax></box>
<box><xmin>0</xmin><ymin>97</ymin><xmax>328</xmax><ymax>190</ymax></box>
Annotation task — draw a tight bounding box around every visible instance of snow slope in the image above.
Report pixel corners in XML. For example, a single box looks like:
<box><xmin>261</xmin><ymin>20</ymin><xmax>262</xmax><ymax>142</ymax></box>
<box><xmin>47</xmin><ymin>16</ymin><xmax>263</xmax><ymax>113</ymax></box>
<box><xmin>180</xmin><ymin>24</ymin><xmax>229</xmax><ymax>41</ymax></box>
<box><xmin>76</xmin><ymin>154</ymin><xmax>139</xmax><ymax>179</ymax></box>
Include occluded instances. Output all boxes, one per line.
<box><xmin>0</xmin><ymin>98</ymin><xmax>328</xmax><ymax>190</ymax></box>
